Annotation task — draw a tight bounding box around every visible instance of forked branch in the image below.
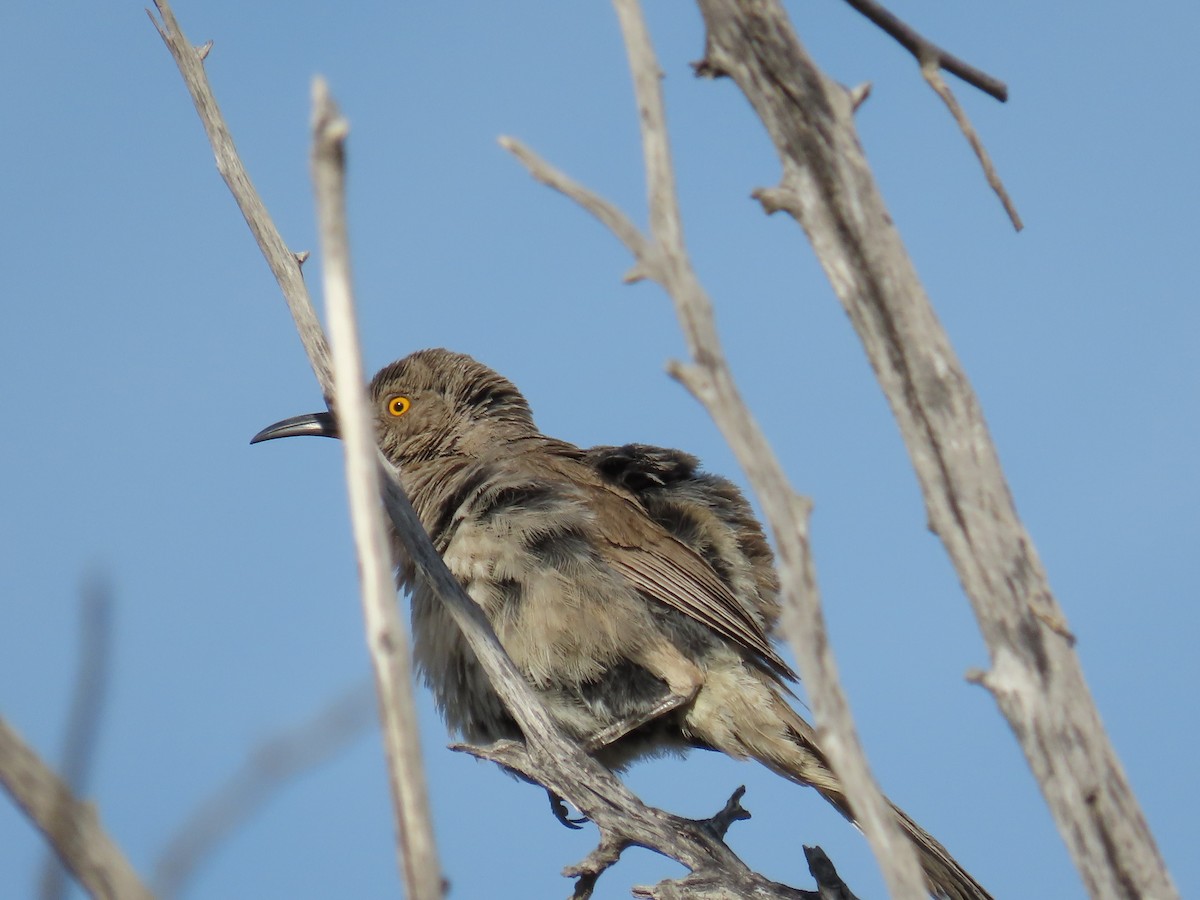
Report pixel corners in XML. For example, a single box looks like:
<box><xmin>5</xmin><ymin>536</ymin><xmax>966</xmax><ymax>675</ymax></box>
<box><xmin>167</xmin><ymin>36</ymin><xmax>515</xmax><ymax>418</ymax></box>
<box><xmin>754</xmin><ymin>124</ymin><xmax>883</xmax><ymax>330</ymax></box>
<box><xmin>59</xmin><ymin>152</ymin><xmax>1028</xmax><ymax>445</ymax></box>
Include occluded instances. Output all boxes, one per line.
<box><xmin>0</xmin><ymin>717</ymin><xmax>152</xmax><ymax>900</ymax></box>
<box><xmin>841</xmin><ymin>0</ymin><xmax>1007</xmax><ymax>101</ymax></box>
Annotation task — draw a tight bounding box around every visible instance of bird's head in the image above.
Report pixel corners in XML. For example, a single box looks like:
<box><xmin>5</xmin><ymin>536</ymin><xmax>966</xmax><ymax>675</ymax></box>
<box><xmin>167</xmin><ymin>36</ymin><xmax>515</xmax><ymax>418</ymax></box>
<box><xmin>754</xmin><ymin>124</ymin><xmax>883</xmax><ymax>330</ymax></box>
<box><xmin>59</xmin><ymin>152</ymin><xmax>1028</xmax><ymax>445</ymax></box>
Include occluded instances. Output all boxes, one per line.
<box><xmin>251</xmin><ymin>348</ymin><xmax>535</xmax><ymax>465</ymax></box>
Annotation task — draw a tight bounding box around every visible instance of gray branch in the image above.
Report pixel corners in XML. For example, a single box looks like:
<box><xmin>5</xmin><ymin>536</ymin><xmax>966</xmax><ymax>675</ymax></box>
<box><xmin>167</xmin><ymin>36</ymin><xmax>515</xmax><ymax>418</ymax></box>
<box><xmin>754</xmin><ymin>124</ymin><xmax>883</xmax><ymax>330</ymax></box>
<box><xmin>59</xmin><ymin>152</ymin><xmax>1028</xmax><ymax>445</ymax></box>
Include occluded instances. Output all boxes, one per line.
<box><xmin>147</xmin><ymin>0</ymin><xmax>333</xmax><ymax>400</ymax></box>
<box><xmin>834</xmin><ymin>0</ymin><xmax>1021</xmax><ymax>230</ymax></box>
<box><xmin>919</xmin><ymin>64</ymin><xmax>1022</xmax><ymax>231</ymax></box>
<box><xmin>309</xmin><ymin>77</ymin><xmax>444</xmax><ymax>900</ymax></box>
<box><xmin>693</xmin><ymin>1</ymin><xmax>1176</xmax><ymax>897</ymax></box>
<box><xmin>0</xmin><ymin>717</ymin><xmax>153</xmax><ymax>900</ymax></box>
<box><xmin>456</xmin><ymin>740</ymin><xmax>840</xmax><ymax>900</ymax></box>
<box><xmin>840</xmin><ymin>0</ymin><xmax>1008</xmax><ymax>102</ymax></box>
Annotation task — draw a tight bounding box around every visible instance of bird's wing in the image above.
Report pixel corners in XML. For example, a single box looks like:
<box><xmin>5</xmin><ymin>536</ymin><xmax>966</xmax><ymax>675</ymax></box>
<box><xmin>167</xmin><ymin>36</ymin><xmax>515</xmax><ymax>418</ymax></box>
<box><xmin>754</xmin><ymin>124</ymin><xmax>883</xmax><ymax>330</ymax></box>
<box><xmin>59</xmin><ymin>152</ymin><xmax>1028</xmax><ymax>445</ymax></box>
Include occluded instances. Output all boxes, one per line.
<box><xmin>583</xmin><ymin>443</ymin><xmax>781</xmax><ymax>629</ymax></box>
<box><xmin>594</xmin><ymin>491</ymin><xmax>797</xmax><ymax>682</ymax></box>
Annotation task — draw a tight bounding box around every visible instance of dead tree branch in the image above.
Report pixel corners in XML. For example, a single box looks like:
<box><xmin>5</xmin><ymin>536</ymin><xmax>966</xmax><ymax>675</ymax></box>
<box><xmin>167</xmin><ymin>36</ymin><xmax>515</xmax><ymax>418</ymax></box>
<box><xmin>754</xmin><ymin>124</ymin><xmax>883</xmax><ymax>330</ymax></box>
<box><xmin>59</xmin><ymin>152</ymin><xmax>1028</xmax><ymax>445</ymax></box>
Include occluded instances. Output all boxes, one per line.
<box><xmin>833</xmin><ymin>0</ymin><xmax>1021</xmax><ymax>229</ymax></box>
<box><xmin>920</xmin><ymin>64</ymin><xmax>1022</xmax><ymax>230</ymax></box>
<box><xmin>309</xmin><ymin>78</ymin><xmax>444</xmax><ymax>900</ymax></box>
<box><xmin>147</xmin><ymin>0</ymin><xmax>333</xmax><ymax>400</ymax></box>
<box><xmin>0</xmin><ymin>716</ymin><xmax>153</xmax><ymax>900</ymax></box>
<box><xmin>840</xmin><ymin>0</ymin><xmax>1007</xmax><ymax>102</ymax></box>
<box><xmin>458</xmin><ymin>740</ymin><xmax>839</xmax><ymax>900</ymax></box>
<box><xmin>693</xmin><ymin>1</ymin><xmax>1175</xmax><ymax>896</ymax></box>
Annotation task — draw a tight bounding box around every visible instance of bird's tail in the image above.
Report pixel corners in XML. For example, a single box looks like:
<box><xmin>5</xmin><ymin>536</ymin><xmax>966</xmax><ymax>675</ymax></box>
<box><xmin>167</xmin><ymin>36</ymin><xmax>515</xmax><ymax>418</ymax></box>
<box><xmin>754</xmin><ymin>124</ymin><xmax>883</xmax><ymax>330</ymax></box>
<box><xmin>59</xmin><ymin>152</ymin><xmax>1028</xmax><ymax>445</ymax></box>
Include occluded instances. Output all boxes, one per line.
<box><xmin>772</xmin><ymin>698</ymin><xmax>992</xmax><ymax>900</ymax></box>
<box><xmin>693</xmin><ymin>684</ymin><xmax>993</xmax><ymax>900</ymax></box>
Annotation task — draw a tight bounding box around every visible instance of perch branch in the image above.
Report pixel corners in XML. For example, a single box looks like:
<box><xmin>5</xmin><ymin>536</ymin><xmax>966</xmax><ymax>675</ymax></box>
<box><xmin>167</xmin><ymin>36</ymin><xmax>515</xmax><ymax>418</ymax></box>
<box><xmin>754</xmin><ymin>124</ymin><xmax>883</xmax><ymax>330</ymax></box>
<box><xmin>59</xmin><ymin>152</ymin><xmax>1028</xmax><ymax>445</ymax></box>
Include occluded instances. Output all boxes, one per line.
<box><xmin>696</xmin><ymin>1</ymin><xmax>1176</xmax><ymax>896</ymax></box>
<box><xmin>457</xmin><ymin>740</ymin><xmax>839</xmax><ymax>900</ymax></box>
<box><xmin>0</xmin><ymin>717</ymin><xmax>153</xmax><ymax>900</ymax></box>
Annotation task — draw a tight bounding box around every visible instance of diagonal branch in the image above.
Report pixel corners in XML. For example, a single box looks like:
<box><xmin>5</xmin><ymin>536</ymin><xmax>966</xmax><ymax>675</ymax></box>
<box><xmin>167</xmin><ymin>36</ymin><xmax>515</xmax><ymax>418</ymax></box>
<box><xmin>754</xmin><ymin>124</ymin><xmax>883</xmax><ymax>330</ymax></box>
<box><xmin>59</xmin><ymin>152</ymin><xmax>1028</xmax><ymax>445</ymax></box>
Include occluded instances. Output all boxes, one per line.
<box><xmin>840</xmin><ymin>0</ymin><xmax>1007</xmax><ymax>102</ymax></box>
<box><xmin>835</xmin><ymin>0</ymin><xmax>1020</xmax><ymax>229</ymax></box>
<box><xmin>613</xmin><ymin>1</ymin><xmax>924</xmax><ymax>894</ymax></box>
<box><xmin>921</xmin><ymin>64</ymin><xmax>1022</xmax><ymax>231</ymax></box>
<box><xmin>147</xmin><ymin>0</ymin><xmax>333</xmax><ymax>400</ymax></box>
<box><xmin>501</xmin><ymin>138</ymin><xmax>650</xmax><ymax>262</ymax></box>
<box><xmin>0</xmin><ymin>716</ymin><xmax>153</xmax><ymax>900</ymax></box>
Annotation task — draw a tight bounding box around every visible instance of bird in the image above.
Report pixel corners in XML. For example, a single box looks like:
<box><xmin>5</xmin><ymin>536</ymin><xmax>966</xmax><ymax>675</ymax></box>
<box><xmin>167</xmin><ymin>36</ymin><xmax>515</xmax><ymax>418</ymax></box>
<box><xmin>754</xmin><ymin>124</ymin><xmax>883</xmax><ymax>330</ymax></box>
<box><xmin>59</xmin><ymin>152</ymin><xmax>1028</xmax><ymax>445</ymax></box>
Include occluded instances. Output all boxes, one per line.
<box><xmin>252</xmin><ymin>347</ymin><xmax>992</xmax><ymax>900</ymax></box>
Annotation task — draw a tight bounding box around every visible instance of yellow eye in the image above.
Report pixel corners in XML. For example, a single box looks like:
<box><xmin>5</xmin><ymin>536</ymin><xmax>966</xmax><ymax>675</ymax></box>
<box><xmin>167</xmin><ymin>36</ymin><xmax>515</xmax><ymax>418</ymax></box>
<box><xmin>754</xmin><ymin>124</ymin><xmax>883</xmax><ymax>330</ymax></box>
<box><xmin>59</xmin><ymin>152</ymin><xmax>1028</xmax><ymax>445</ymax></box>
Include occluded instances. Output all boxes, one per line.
<box><xmin>387</xmin><ymin>396</ymin><xmax>411</xmax><ymax>417</ymax></box>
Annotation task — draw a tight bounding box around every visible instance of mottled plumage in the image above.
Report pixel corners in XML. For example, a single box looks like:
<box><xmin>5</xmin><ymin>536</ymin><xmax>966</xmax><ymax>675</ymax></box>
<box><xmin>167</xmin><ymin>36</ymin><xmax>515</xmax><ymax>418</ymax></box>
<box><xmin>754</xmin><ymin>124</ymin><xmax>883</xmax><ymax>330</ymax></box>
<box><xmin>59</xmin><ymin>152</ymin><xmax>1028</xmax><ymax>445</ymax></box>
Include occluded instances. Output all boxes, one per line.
<box><xmin>255</xmin><ymin>348</ymin><xmax>992</xmax><ymax>900</ymax></box>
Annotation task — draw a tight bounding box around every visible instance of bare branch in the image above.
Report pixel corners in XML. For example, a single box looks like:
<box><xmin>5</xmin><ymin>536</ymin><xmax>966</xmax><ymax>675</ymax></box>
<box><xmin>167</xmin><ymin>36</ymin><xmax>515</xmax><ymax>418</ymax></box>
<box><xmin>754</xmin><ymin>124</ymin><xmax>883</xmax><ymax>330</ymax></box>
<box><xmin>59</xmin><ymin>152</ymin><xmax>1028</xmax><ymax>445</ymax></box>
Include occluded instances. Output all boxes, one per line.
<box><xmin>151</xmin><ymin>683</ymin><xmax>374</xmax><ymax>898</ymax></box>
<box><xmin>456</xmin><ymin>741</ymin><xmax>839</xmax><ymax>900</ymax></box>
<box><xmin>840</xmin><ymin>0</ymin><xmax>1008</xmax><ymax>102</ymax></box>
<box><xmin>38</xmin><ymin>575</ymin><xmax>114</xmax><ymax>900</ymax></box>
<box><xmin>0</xmin><ymin>716</ymin><xmax>153</xmax><ymax>900</ymax></box>
<box><xmin>921</xmin><ymin>64</ymin><xmax>1023</xmax><ymax>231</ymax></box>
<box><xmin>832</xmin><ymin>0</ymin><xmax>1021</xmax><ymax>228</ymax></box>
<box><xmin>309</xmin><ymin>78</ymin><xmax>443</xmax><ymax>900</ymax></box>
<box><xmin>695</xmin><ymin>1</ymin><xmax>1176</xmax><ymax>896</ymax></box>
<box><xmin>499</xmin><ymin>137</ymin><xmax>651</xmax><ymax>261</ymax></box>
<box><xmin>147</xmin><ymin>0</ymin><xmax>333</xmax><ymax>400</ymax></box>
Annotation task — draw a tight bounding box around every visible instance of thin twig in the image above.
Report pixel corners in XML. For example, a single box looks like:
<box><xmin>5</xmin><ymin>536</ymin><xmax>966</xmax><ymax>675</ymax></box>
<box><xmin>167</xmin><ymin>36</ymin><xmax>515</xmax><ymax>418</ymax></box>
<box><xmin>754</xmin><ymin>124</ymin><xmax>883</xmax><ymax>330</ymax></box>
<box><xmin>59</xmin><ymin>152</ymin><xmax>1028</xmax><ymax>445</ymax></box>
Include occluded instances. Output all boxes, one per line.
<box><xmin>38</xmin><ymin>574</ymin><xmax>114</xmax><ymax>900</ymax></box>
<box><xmin>922</xmin><ymin>64</ymin><xmax>1023</xmax><ymax>231</ymax></box>
<box><xmin>841</xmin><ymin>0</ymin><xmax>1007</xmax><ymax>102</ymax></box>
<box><xmin>151</xmin><ymin>683</ymin><xmax>375</xmax><ymax>898</ymax></box>
<box><xmin>310</xmin><ymin>77</ymin><xmax>443</xmax><ymax>900</ymax></box>
<box><xmin>0</xmin><ymin>717</ymin><xmax>153</xmax><ymax>900</ymax></box>
<box><xmin>837</xmin><ymin>0</ymin><xmax>1021</xmax><ymax>229</ymax></box>
<box><xmin>147</xmin><ymin>0</ymin><xmax>333</xmax><ymax>400</ymax></box>
<box><xmin>500</xmin><ymin>138</ymin><xmax>649</xmax><ymax>260</ymax></box>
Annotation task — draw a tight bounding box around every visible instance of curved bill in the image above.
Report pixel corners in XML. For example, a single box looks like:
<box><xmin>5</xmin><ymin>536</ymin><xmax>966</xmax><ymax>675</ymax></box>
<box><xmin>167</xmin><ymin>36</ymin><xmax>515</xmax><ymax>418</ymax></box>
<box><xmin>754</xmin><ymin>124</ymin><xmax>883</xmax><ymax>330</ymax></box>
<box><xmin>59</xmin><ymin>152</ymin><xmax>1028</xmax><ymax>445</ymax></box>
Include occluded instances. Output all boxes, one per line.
<box><xmin>250</xmin><ymin>412</ymin><xmax>340</xmax><ymax>445</ymax></box>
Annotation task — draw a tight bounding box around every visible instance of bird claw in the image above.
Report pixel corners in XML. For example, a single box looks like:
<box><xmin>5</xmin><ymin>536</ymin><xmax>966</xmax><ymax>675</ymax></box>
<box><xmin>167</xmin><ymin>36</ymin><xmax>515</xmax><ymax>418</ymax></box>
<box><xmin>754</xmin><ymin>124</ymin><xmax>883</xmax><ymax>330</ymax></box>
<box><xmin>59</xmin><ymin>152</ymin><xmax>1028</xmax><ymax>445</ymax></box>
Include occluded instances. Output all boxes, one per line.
<box><xmin>548</xmin><ymin>790</ymin><xmax>588</xmax><ymax>829</ymax></box>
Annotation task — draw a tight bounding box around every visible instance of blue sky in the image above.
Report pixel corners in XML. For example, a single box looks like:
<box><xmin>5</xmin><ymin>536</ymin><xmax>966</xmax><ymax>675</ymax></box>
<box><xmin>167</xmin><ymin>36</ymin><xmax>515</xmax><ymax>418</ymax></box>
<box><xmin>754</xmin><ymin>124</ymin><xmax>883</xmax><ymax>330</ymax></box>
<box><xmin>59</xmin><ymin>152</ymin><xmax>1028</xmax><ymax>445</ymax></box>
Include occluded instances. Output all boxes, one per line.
<box><xmin>2</xmin><ymin>2</ymin><xmax>1197</xmax><ymax>898</ymax></box>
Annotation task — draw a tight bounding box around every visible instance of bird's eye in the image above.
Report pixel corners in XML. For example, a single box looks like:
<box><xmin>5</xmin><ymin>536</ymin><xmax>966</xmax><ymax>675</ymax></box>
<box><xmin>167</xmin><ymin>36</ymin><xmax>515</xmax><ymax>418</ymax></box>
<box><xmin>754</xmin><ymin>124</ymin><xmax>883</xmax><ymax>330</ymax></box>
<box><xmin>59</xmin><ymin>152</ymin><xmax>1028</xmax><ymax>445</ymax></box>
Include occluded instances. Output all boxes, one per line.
<box><xmin>387</xmin><ymin>396</ymin><xmax>411</xmax><ymax>417</ymax></box>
